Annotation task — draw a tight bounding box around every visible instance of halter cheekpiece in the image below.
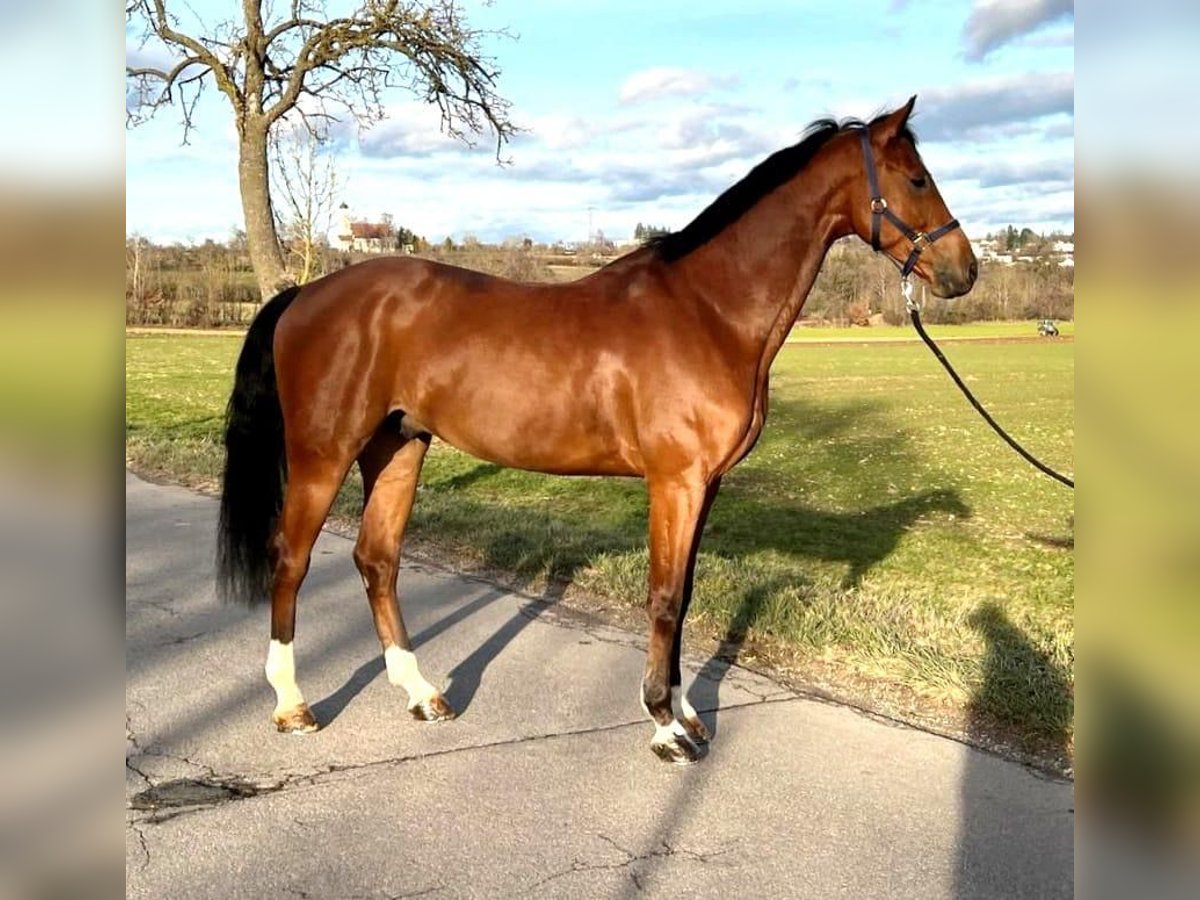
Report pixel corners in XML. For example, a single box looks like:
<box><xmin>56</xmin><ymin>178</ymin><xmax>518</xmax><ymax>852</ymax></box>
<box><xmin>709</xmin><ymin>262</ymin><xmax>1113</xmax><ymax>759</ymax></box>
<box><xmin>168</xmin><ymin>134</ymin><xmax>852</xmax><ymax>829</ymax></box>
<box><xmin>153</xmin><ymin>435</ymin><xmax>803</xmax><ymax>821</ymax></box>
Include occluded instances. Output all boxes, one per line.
<box><xmin>856</xmin><ymin>126</ymin><xmax>960</xmax><ymax>279</ymax></box>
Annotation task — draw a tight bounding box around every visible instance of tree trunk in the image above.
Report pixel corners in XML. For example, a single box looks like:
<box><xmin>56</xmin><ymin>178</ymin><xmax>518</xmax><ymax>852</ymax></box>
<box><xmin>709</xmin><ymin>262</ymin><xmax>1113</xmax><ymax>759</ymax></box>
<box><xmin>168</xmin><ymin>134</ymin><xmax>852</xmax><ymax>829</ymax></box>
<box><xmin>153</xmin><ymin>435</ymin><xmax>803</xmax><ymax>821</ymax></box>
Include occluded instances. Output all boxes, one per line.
<box><xmin>238</xmin><ymin>125</ymin><xmax>292</xmax><ymax>301</ymax></box>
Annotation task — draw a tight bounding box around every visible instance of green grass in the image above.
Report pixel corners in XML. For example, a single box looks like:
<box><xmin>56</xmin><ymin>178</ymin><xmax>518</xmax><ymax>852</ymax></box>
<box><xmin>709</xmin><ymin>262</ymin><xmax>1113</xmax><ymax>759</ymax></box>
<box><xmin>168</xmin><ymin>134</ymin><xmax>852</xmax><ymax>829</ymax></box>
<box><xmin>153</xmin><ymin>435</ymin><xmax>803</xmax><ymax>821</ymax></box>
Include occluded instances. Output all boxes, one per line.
<box><xmin>788</xmin><ymin>319</ymin><xmax>1075</xmax><ymax>341</ymax></box>
<box><xmin>126</xmin><ymin>329</ymin><xmax>1074</xmax><ymax>760</ymax></box>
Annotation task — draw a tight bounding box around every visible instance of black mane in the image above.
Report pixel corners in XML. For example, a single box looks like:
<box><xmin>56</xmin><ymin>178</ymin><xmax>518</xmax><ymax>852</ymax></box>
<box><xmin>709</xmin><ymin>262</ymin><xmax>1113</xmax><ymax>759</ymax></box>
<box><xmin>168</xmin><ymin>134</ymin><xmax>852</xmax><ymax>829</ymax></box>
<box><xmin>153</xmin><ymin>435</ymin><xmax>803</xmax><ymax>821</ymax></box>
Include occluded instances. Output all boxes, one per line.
<box><xmin>647</xmin><ymin>112</ymin><xmax>915</xmax><ymax>262</ymax></box>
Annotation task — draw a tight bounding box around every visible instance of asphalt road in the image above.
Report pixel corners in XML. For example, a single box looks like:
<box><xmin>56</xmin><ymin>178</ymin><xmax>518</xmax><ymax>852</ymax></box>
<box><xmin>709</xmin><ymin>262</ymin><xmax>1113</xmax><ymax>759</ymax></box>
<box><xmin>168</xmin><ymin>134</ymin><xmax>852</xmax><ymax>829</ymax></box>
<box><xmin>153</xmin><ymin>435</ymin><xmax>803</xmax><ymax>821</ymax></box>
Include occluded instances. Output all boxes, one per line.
<box><xmin>125</xmin><ymin>472</ymin><xmax>1073</xmax><ymax>899</ymax></box>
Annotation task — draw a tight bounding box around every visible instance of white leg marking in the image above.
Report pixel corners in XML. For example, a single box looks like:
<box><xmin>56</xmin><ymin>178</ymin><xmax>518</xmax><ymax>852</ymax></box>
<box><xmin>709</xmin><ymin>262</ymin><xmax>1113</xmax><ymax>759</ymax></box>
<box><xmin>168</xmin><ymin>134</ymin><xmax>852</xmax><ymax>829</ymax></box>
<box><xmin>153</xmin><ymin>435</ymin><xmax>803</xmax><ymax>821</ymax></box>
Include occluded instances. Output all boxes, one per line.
<box><xmin>645</xmin><ymin>687</ymin><xmax>691</xmax><ymax>745</ymax></box>
<box><xmin>673</xmin><ymin>684</ymin><xmax>711</xmax><ymax>742</ymax></box>
<box><xmin>384</xmin><ymin>646</ymin><xmax>438</xmax><ymax>706</ymax></box>
<box><xmin>673</xmin><ymin>686</ymin><xmax>701</xmax><ymax>724</ymax></box>
<box><xmin>265</xmin><ymin>640</ymin><xmax>305</xmax><ymax>714</ymax></box>
<box><xmin>653</xmin><ymin>720</ymin><xmax>691</xmax><ymax>744</ymax></box>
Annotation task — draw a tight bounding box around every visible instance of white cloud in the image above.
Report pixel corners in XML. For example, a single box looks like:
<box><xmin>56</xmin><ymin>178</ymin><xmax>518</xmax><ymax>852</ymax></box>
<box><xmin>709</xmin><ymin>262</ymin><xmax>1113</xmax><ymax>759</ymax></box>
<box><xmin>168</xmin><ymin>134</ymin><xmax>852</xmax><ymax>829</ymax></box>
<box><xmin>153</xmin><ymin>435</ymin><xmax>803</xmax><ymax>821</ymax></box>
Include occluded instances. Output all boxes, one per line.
<box><xmin>942</xmin><ymin>156</ymin><xmax>1073</xmax><ymax>189</ymax></box>
<box><xmin>963</xmin><ymin>0</ymin><xmax>1074</xmax><ymax>61</ymax></box>
<box><xmin>359</xmin><ymin>116</ymin><xmax>460</xmax><ymax>158</ymax></box>
<box><xmin>618</xmin><ymin>67</ymin><xmax>737</xmax><ymax>105</ymax></box>
<box><xmin>523</xmin><ymin>114</ymin><xmax>646</xmax><ymax>152</ymax></box>
<box><xmin>125</xmin><ymin>41</ymin><xmax>177</xmax><ymax>73</ymax></box>
<box><xmin>950</xmin><ymin>187</ymin><xmax>1075</xmax><ymax>235</ymax></box>
<box><xmin>915</xmin><ymin>72</ymin><xmax>1073</xmax><ymax>142</ymax></box>
<box><xmin>527</xmin><ymin>115</ymin><xmax>599</xmax><ymax>151</ymax></box>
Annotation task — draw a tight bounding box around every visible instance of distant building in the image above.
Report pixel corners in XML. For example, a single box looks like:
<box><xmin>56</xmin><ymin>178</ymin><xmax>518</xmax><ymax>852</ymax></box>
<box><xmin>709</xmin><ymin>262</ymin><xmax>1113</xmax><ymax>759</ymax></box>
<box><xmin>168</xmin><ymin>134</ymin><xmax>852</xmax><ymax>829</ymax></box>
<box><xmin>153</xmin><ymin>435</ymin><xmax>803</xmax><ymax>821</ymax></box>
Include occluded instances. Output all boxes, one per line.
<box><xmin>972</xmin><ymin>238</ymin><xmax>1012</xmax><ymax>264</ymax></box>
<box><xmin>971</xmin><ymin>239</ymin><xmax>997</xmax><ymax>258</ymax></box>
<box><xmin>335</xmin><ymin>204</ymin><xmax>395</xmax><ymax>253</ymax></box>
<box><xmin>970</xmin><ymin>233</ymin><xmax>1074</xmax><ymax>268</ymax></box>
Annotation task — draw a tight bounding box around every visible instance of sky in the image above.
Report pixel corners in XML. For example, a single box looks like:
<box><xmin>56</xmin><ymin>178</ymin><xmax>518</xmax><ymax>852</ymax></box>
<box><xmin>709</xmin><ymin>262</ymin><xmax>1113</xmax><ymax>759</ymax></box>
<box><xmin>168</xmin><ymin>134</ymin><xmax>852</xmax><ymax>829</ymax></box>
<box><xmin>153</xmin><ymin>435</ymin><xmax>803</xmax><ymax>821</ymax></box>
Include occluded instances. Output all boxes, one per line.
<box><xmin>125</xmin><ymin>0</ymin><xmax>1075</xmax><ymax>246</ymax></box>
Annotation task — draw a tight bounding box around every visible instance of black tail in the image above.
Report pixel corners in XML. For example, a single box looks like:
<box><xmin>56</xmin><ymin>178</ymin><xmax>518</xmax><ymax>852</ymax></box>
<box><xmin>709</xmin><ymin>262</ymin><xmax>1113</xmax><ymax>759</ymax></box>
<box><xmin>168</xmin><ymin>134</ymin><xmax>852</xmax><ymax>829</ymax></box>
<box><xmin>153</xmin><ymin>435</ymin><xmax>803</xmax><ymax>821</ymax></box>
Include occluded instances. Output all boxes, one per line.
<box><xmin>216</xmin><ymin>286</ymin><xmax>301</xmax><ymax>605</ymax></box>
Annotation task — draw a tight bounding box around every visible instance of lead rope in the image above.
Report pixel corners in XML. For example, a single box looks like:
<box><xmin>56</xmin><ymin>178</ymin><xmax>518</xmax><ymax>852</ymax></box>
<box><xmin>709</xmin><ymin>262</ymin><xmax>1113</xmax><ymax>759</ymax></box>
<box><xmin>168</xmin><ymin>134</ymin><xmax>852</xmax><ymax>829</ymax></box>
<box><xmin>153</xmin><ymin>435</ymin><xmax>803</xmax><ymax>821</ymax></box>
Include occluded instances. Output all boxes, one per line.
<box><xmin>901</xmin><ymin>280</ymin><xmax>1074</xmax><ymax>489</ymax></box>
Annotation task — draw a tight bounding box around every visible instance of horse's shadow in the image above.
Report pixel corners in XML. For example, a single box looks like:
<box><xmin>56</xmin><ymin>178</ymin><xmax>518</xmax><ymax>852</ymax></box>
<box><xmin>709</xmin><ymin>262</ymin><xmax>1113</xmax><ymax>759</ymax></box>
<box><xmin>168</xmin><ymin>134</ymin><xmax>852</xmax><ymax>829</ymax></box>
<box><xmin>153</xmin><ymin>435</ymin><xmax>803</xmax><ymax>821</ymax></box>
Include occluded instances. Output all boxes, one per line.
<box><xmin>956</xmin><ymin>601</ymin><xmax>1074</xmax><ymax>896</ymax></box>
<box><xmin>714</xmin><ymin>484</ymin><xmax>971</xmax><ymax>590</ymax></box>
<box><xmin>963</xmin><ymin>600</ymin><xmax>1073</xmax><ymax>753</ymax></box>
<box><xmin>686</xmin><ymin>487</ymin><xmax>971</xmax><ymax>738</ymax></box>
<box><xmin>310</xmin><ymin>586</ymin><xmax>508</xmax><ymax>726</ymax></box>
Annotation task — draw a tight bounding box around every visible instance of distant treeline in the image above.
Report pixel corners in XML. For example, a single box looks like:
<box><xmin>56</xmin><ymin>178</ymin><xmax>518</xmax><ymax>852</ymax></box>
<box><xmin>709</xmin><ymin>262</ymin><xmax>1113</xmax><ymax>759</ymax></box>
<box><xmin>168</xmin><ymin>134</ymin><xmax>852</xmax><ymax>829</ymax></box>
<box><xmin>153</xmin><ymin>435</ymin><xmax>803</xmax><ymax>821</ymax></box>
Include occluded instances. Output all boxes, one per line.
<box><xmin>126</xmin><ymin>233</ymin><xmax>1072</xmax><ymax>329</ymax></box>
<box><xmin>807</xmin><ymin>239</ymin><xmax>1074</xmax><ymax>326</ymax></box>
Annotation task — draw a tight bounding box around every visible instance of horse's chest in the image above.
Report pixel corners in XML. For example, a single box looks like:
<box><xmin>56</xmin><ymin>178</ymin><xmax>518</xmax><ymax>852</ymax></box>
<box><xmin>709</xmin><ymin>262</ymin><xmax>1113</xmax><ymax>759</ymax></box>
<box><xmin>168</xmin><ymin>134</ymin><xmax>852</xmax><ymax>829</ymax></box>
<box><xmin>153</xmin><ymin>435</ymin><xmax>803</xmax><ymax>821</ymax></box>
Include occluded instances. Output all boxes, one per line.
<box><xmin>718</xmin><ymin>381</ymin><xmax>769</xmax><ymax>473</ymax></box>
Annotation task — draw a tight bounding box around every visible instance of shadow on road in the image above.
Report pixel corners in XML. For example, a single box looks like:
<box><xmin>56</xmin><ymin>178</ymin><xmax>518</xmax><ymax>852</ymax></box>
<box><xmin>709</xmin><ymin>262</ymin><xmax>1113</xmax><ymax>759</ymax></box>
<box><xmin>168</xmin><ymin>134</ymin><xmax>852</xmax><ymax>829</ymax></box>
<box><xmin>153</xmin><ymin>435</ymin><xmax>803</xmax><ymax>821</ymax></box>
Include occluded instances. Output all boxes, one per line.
<box><xmin>955</xmin><ymin>601</ymin><xmax>1074</xmax><ymax>897</ymax></box>
<box><xmin>443</xmin><ymin>599</ymin><xmax>549</xmax><ymax>716</ymax></box>
<box><xmin>310</xmin><ymin>587</ymin><xmax>507</xmax><ymax>726</ymax></box>
<box><xmin>685</xmin><ymin>577</ymin><xmax>789</xmax><ymax>740</ymax></box>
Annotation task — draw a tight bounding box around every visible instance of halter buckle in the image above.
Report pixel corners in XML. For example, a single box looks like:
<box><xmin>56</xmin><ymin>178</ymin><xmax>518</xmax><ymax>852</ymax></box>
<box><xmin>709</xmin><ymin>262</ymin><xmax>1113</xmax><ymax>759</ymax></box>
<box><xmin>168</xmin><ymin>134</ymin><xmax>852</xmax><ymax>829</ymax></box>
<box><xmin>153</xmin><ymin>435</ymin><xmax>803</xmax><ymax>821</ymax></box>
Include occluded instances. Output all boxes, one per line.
<box><xmin>870</xmin><ymin>197</ymin><xmax>887</xmax><ymax>214</ymax></box>
<box><xmin>911</xmin><ymin>231</ymin><xmax>930</xmax><ymax>250</ymax></box>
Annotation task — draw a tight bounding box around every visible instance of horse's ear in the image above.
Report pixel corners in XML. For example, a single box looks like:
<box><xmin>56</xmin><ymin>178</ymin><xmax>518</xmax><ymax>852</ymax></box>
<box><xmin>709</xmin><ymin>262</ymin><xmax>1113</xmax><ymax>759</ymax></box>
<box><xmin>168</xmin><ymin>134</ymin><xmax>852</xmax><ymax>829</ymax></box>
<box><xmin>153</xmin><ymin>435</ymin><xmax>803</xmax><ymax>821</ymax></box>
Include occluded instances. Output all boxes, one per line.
<box><xmin>876</xmin><ymin>95</ymin><xmax>917</xmax><ymax>144</ymax></box>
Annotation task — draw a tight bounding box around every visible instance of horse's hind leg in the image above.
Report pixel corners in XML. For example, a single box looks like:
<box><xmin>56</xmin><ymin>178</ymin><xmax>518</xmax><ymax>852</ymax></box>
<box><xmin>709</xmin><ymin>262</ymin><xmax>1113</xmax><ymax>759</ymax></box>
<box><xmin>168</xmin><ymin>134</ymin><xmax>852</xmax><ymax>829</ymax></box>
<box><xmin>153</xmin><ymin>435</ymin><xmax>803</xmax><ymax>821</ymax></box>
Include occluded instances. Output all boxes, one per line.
<box><xmin>354</xmin><ymin>427</ymin><xmax>454</xmax><ymax>721</ymax></box>
<box><xmin>266</xmin><ymin>456</ymin><xmax>348</xmax><ymax>733</ymax></box>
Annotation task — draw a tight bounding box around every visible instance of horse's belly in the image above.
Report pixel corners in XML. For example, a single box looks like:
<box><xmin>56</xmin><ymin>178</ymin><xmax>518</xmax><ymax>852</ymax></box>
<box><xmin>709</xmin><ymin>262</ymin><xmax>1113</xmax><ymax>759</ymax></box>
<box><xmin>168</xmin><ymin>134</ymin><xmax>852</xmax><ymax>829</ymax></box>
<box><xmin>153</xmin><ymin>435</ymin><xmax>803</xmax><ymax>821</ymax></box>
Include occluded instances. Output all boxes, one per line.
<box><xmin>432</xmin><ymin>420</ymin><xmax>639</xmax><ymax>476</ymax></box>
<box><xmin>410</xmin><ymin>388</ymin><xmax>641</xmax><ymax>477</ymax></box>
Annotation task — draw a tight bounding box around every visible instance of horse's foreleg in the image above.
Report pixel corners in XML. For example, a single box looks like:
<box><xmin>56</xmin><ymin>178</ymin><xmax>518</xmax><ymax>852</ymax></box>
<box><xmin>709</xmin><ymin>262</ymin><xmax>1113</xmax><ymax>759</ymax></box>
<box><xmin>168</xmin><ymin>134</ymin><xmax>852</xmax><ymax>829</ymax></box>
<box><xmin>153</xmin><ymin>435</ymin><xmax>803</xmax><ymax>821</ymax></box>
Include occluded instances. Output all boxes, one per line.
<box><xmin>643</xmin><ymin>475</ymin><xmax>713</xmax><ymax>764</ymax></box>
<box><xmin>355</xmin><ymin>431</ymin><xmax>454</xmax><ymax>722</ymax></box>
<box><xmin>669</xmin><ymin>476</ymin><xmax>721</xmax><ymax>745</ymax></box>
<box><xmin>266</xmin><ymin>457</ymin><xmax>347</xmax><ymax>733</ymax></box>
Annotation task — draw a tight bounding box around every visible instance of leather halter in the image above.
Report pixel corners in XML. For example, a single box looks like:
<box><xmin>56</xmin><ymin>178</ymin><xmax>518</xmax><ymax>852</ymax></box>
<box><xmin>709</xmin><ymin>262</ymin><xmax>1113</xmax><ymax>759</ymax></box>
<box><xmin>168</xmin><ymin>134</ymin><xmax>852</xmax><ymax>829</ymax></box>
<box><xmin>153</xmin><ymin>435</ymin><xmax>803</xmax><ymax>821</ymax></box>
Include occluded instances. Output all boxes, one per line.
<box><xmin>857</xmin><ymin>127</ymin><xmax>960</xmax><ymax>279</ymax></box>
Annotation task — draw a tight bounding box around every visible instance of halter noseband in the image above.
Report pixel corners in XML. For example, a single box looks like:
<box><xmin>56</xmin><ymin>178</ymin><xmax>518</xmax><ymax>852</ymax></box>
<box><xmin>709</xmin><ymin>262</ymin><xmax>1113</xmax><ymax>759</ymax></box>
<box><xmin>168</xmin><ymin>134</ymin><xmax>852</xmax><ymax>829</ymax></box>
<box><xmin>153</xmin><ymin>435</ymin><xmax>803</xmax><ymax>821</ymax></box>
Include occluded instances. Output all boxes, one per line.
<box><xmin>857</xmin><ymin>127</ymin><xmax>960</xmax><ymax>279</ymax></box>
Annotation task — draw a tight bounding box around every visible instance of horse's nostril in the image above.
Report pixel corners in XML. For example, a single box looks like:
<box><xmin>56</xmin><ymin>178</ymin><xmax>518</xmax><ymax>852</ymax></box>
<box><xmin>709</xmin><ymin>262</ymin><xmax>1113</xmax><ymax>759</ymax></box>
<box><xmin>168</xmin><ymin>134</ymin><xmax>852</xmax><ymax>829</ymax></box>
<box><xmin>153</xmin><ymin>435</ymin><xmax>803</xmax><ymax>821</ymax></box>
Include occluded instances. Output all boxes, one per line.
<box><xmin>968</xmin><ymin>260</ymin><xmax>978</xmax><ymax>283</ymax></box>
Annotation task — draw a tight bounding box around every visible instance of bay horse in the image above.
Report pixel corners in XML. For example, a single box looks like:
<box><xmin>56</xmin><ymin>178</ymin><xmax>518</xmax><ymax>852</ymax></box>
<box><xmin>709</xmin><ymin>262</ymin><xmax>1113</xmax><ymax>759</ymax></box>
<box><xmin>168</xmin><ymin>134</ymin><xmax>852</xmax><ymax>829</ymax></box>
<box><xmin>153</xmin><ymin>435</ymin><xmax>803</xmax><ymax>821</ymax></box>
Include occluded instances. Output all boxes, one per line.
<box><xmin>217</xmin><ymin>96</ymin><xmax>976</xmax><ymax>765</ymax></box>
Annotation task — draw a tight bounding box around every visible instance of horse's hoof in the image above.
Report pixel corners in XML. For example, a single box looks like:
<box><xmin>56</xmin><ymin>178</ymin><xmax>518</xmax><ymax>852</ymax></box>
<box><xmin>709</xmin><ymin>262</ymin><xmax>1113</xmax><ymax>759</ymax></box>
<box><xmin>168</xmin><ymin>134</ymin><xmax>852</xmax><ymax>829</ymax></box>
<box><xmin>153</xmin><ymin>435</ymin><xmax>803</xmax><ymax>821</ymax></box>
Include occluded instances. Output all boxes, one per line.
<box><xmin>682</xmin><ymin>714</ymin><xmax>711</xmax><ymax>745</ymax></box>
<box><xmin>273</xmin><ymin>703</ymin><xmax>319</xmax><ymax>734</ymax></box>
<box><xmin>409</xmin><ymin>693</ymin><xmax>456</xmax><ymax>722</ymax></box>
<box><xmin>650</xmin><ymin>733</ymin><xmax>703</xmax><ymax>766</ymax></box>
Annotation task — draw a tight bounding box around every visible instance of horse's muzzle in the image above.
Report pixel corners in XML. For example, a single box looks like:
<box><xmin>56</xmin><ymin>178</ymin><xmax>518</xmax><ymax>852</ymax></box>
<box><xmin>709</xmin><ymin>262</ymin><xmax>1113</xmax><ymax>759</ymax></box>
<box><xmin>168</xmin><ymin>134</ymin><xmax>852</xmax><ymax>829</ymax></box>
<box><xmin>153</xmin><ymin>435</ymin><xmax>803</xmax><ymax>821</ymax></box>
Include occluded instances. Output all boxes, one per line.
<box><xmin>931</xmin><ymin>258</ymin><xmax>978</xmax><ymax>299</ymax></box>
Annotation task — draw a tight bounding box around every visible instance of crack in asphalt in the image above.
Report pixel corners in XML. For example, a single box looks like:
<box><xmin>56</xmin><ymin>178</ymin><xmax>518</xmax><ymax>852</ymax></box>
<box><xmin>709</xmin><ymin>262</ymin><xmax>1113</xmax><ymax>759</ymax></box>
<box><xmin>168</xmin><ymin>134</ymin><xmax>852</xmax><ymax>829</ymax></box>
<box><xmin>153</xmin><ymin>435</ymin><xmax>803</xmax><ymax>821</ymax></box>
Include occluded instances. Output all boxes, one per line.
<box><xmin>129</xmin><ymin>822</ymin><xmax>151</xmax><ymax>871</ymax></box>
<box><xmin>126</xmin><ymin>713</ymin><xmax>156</xmax><ymax>792</ymax></box>
<box><xmin>151</xmin><ymin>630</ymin><xmax>208</xmax><ymax>647</ymax></box>
<box><xmin>126</xmin><ymin>756</ymin><xmax>154</xmax><ymax>792</ymax></box>
<box><xmin>130</xmin><ymin>597</ymin><xmax>182</xmax><ymax>617</ymax></box>
<box><xmin>124</xmin><ymin>695</ymin><xmax>801</xmax><ymax>830</ymax></box>
<box><xmin>286</xmin><ymin>886</ymin><xmax>442</xmax><ymax>900</ymax></box>
<box><xmin>126</xmin><ymin>740</ymin><xmax>290</xmax><ymax>825</ymax></box>
<box><xmin>527</xmin><ymin>832</ymin><xmax>735</xmax><ymax>893</ymax></box>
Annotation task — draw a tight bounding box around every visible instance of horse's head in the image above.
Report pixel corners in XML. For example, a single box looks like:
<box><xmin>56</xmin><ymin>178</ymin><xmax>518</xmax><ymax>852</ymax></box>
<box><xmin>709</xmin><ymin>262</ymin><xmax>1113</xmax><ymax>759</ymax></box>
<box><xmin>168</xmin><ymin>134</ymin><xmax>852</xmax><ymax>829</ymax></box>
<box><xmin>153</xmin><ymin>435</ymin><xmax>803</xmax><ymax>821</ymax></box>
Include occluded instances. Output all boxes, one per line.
<box><xmin>850</xmin><ymin>96</ymin><xmax>977</xmax><ymax>298</ymax></box>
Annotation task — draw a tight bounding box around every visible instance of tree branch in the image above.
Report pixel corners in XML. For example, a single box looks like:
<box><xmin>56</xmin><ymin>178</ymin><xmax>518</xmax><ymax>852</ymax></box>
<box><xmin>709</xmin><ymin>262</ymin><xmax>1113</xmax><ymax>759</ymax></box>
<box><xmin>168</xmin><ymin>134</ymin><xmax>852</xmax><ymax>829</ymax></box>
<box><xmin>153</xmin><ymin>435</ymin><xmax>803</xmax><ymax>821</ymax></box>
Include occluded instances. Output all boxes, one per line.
<box><xmin>129</xmin><ymin>2</ymin><xmax>516</xmax><ymax>153</ymax></box>
<box><xmin>259</xmin><ymin>1</ymin><xmax>516</xmax><ymax>155</ymax></box>
<box><xmin>128</xmin><ymin>0</ymin><xmax>245</xmax><ymax>114</ymax></box>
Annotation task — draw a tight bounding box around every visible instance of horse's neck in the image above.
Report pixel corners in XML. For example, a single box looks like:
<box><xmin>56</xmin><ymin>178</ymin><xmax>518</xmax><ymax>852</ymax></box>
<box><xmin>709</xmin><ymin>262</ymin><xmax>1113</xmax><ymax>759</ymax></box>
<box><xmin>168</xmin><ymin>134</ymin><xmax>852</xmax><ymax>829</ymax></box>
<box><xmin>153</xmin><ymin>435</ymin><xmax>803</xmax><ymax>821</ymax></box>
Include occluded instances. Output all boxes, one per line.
<box><xmin>744</xmin><ymin>212</ymin><xmax>844</xmax><ymax>369</ymax></box>
<box><xmin>676</xmin><ymin>160</ymin><xmax>850</xmax><ymax>366</ymax></box>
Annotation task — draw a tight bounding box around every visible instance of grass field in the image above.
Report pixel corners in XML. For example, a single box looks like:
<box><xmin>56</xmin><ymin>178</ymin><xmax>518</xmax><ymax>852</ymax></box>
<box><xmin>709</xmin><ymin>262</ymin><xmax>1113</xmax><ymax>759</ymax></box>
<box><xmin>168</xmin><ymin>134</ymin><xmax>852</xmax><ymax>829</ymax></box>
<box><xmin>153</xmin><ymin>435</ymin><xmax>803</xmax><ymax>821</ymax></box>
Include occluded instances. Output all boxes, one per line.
<box><xmin>787</xmin><ymin>320</ymin><xmax>1075</xmax><ymax>341</ymax></box>
<box><xmin>126</xmin><ymin>327</ymin><xmax>1074</xmax><ymax>763</ymax></box>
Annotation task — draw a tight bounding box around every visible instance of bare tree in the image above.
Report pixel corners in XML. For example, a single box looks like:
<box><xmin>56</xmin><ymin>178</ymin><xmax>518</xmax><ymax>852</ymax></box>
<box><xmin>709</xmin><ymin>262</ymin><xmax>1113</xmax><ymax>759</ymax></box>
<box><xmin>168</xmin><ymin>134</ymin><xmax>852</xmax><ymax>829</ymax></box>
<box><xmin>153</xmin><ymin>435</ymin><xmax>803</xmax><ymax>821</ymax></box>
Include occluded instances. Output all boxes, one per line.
<box><xmin>126</xmin><ymin>0</ymin><xmax>517</xmax><ymax>300</ymax></box>
<box><xmin>126</xmin><ymin>234</ymin><xmax>147</xmax><ymax>300</ymax></box>
<box><xmin>270</xmin><ymin>123</ymin><xmax>338</xmax><ymax>284</ymax></box>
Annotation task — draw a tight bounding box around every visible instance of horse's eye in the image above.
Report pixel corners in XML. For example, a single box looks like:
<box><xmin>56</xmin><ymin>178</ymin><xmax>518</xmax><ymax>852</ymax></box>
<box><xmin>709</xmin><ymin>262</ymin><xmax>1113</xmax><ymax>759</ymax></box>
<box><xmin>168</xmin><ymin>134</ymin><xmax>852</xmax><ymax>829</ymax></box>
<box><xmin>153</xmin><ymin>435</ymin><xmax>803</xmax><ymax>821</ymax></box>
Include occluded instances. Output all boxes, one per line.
<box><xmin>910</xmin><ymin>175</ymin><xmax>928</xmax><ymax>189</ymax></box>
